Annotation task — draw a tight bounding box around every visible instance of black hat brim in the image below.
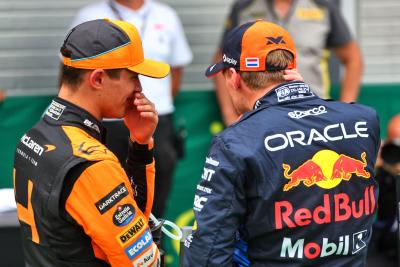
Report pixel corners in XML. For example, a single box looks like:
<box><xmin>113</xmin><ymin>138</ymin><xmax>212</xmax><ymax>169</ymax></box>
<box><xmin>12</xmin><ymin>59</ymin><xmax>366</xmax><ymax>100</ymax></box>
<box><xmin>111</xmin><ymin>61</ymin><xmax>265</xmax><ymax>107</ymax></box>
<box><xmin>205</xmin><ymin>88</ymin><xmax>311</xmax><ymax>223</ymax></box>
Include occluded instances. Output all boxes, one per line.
<box><xmin>205</xmin><ymin>61</ymin><xmax>226</xmax><ymax>78</ymax></box>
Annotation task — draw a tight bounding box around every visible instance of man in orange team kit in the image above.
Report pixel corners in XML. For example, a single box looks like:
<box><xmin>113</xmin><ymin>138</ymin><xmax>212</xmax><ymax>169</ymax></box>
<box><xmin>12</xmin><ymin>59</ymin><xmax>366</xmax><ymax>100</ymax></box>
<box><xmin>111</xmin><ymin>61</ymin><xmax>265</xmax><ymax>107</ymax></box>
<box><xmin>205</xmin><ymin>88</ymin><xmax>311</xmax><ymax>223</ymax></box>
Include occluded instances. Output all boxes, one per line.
<box><xmin>13</xmin><ymin>19</ymin><xmax>169</xmax><ymax>266</ymax></box>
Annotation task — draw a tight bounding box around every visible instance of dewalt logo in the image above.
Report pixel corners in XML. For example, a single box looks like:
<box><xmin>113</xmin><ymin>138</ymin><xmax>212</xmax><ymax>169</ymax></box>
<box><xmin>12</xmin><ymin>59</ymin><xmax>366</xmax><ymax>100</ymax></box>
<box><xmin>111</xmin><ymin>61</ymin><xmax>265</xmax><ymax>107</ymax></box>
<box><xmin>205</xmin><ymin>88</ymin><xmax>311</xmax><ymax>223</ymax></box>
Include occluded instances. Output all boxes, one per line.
<box><xmin>116</xmin><ymin>217</ymin><xmax>145</xmax><ymax>246</ymax></box>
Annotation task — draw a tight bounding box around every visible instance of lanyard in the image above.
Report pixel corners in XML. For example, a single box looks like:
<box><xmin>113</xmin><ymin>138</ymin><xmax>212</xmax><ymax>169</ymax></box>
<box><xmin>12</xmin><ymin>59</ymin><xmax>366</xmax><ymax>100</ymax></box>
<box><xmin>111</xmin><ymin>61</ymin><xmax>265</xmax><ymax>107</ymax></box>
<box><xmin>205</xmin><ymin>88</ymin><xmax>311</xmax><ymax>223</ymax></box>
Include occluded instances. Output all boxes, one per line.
<box><xmin>108</xmin><ymin>0</ymin><xmax>151</xmax><ymax>37</ymax></box>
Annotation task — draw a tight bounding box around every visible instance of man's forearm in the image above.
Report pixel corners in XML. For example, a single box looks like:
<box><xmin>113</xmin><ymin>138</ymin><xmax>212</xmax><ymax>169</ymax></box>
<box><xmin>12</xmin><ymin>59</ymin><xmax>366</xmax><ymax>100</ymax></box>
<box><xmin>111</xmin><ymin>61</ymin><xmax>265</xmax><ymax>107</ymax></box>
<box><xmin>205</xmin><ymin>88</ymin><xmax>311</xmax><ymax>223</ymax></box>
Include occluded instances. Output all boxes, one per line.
<box><xmin>336</xmin><ymin>41</ymin><xmax>364</xmax><ymax>102</ymax></box>
<box><xmin>125</xmin><ymin>140</ymin><xmax>155</xmax><ymax>219</ymax></box>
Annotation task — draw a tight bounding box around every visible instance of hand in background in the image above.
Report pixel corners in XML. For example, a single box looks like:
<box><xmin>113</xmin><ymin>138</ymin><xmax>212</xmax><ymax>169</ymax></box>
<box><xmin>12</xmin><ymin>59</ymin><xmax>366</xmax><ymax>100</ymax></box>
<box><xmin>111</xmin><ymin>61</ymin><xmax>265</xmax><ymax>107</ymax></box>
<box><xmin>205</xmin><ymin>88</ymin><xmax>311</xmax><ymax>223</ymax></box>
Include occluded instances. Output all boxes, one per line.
<box><xmin>124</xmin><ymin>92</ymin><xmax>158</xmax><ymax>144</ymax></box>
<box><xmin>0</xmin><ymin>89</ymin><xmax>6</xmax><ymax>102</ymax></box>
<box><xmin>283</xmin><ymin>69</ymin><xmax>303</xmax><ymax>82</ymax></box>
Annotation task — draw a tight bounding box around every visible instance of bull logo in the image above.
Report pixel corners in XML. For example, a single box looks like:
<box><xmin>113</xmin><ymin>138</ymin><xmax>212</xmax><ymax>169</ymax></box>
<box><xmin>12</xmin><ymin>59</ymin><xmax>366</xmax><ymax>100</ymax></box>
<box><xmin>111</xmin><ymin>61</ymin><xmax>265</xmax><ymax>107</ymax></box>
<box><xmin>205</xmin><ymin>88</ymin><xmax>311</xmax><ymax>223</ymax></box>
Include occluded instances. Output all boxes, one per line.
<box><xmin>283</xmin><ymin>150</ymin><xmax>370</xmax><ymax>191</ymax></box>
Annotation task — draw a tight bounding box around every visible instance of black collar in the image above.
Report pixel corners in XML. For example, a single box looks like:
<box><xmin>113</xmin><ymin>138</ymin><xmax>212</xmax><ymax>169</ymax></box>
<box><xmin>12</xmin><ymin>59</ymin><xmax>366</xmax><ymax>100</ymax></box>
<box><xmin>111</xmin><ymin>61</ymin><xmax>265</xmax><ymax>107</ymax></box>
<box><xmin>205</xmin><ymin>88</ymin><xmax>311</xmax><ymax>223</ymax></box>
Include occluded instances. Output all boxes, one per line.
<box><xmin>44</xmin><ymin>97</ymin><xmax>106</xmax><ymax>143</ymax></box>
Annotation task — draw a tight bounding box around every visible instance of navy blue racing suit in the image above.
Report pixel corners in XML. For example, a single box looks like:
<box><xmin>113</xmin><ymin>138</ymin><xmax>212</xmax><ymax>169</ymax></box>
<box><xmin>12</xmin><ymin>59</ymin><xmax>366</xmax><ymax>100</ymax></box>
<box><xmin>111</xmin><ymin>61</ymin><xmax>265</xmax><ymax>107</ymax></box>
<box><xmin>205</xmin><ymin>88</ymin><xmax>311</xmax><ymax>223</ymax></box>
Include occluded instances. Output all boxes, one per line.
<box><xmin>183</xmin><ymin>81</ymin><xmax>380</xmax><ymax>267</ymax></box>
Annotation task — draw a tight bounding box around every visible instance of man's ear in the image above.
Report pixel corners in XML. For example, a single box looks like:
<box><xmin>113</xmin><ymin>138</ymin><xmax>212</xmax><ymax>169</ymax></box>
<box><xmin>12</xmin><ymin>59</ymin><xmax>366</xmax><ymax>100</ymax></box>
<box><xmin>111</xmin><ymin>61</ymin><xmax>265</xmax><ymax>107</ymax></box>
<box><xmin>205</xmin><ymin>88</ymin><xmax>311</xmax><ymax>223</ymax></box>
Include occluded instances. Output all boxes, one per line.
<box><xmin>234</xmin><ymin>69</ymin><xmax>242</xmax><ymax>90</ymax></box>
<box><xmin>225</xmin><ymin>68</ymin><xmax>241</xmax><ymax>90</ymax></box>
<box><xmin>89</xmin><ymin>69</ymin><xmax>106</xmax><ymax>90</ymax></box>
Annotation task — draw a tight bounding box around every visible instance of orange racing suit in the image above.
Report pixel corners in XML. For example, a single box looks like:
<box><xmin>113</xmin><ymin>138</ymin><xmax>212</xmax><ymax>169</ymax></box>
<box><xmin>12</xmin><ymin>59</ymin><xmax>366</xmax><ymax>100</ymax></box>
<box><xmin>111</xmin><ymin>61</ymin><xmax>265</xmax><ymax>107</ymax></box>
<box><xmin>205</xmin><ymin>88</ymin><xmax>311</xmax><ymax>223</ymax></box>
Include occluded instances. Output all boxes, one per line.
<box><xmin>14</xmin><ymin>97</ymin><xmax>159</xmax><ymax>267</ymax></box>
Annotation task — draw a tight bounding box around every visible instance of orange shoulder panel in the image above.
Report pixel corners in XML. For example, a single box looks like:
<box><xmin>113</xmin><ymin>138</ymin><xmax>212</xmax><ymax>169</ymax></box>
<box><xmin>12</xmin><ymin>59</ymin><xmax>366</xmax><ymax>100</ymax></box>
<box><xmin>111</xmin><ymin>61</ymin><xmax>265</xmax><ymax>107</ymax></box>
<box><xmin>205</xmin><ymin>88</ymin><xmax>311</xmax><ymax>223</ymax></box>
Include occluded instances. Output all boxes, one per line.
<box><xmin>62</xmin><ymin>125</ymin><xmax>119</xmax><ymax>162</ymax></box>
<box><xmin>65</xmin><ymin>160</ymin><xmax>159</xmax><ymax>266</ymax></box>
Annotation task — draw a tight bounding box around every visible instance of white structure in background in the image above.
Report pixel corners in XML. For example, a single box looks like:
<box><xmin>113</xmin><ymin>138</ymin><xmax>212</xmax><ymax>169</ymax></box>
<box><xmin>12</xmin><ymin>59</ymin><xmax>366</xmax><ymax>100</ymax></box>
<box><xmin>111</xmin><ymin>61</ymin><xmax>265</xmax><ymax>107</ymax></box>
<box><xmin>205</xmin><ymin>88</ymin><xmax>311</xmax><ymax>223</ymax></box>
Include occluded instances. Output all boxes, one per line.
<box><xmin>0</xmin><ymin>0</ymin><xmax>398</xmax><ymax>96</ymax></box>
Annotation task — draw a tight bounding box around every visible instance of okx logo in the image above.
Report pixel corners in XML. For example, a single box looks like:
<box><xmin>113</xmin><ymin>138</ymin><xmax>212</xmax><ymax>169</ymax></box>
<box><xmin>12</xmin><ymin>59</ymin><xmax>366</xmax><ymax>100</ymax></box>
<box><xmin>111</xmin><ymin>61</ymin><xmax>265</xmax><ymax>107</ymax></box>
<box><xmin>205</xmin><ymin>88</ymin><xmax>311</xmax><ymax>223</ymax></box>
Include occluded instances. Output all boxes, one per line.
<box><xmin>267</xmin><ymin>36</ymin><xmax>286</xmax><ymax>45</ymax></box>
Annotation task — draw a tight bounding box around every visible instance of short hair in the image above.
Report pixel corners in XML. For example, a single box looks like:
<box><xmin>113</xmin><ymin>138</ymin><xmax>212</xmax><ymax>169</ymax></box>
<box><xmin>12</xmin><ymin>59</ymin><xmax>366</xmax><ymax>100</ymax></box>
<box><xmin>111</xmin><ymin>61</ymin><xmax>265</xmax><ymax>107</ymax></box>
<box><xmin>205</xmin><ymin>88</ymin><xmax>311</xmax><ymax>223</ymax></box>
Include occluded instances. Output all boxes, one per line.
<box><xmin>240</xmin><ymin>50</ymin><xmax>294</xmax><ymax>90</ymax></box>
<box><xmin>60</xmin><ymin>65</ymin><xmax>123</xmax><ymax>90</ymax></box>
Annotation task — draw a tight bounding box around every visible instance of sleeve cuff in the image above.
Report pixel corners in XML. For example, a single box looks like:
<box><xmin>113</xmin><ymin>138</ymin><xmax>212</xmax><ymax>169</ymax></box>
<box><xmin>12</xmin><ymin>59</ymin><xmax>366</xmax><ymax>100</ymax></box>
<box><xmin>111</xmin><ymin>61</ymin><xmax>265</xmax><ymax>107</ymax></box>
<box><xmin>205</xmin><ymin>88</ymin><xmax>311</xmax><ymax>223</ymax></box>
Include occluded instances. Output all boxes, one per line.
<box><xmin>127</xmin><ymin>139</ymin><xmax>154</xmax><ymax>165</ymax></box>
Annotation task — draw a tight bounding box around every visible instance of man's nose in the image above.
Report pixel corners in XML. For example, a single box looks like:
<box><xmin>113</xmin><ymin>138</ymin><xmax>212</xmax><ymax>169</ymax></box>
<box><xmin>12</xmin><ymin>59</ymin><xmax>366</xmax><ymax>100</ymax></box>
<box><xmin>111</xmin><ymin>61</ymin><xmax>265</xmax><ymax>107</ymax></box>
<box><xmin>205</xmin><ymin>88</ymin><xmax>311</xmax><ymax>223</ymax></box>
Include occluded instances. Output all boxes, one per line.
<box><xmin>134</xmin><ymin>80</ymin><xmax>143</xmax><ymax>92</ymax></box>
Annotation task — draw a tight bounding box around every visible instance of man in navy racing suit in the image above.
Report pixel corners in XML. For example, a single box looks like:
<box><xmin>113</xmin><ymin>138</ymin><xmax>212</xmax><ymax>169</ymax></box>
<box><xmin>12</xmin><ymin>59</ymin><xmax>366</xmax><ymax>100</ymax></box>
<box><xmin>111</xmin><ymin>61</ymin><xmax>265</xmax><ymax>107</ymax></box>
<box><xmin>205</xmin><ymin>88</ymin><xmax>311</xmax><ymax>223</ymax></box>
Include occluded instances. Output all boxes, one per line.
<box><xmin>183</xmin><ymin>20</ymin><xmax>380</xmax><ymax>267</ymax></box>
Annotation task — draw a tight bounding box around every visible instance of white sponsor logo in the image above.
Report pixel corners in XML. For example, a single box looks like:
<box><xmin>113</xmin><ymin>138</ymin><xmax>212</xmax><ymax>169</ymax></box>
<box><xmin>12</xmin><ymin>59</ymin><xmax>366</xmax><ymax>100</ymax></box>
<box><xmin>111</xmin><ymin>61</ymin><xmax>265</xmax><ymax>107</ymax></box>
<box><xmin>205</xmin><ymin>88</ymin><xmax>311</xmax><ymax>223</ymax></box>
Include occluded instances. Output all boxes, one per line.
<box><xmin>126</xmin><ymin>230</ymin><xmax>152</xmax><ymax>259</ymax></box>
<box><xmin>194</xmin><ymin>195</ymin><xmax>208</xmax><ymax>212</ymax></box>
<box><xmin>114</xmin><ymin>205</ymin><xmax>134</xmax><ymax>225</ymax></box>
<box><xmin>184</xmin><ymin>234</ymin><xmax>193</xmax><ymax>248</ymax></box>
<box><xmin>197</xmin><ymin>185</ymin><xmax>212</xmax><ymax>194</ymax></box>
<box><xmin>209</xmin><ymin>64</ymin><xmax>217</xmax><ymax>72</ymax></box>
<box><xmin>132</xmin><ymin>243</ymin><xmax>158</xmax><ymax>267</ymax></box>
<box><xmin>275</xmin><ymin>83</ymin><xmax>314</xmax><ymax>102</ymax></box>
<box><xmin>201</xmin><ymin>167</ymin><xmax>215</xmax><ymax>181</ymax></box>
<box><xmin>21</xmin><ymin>134</ymin><xmax>44</xmax><ymax>156</ymax></box>
<box><xmin>84</xmin><ymin>119</ymin><xmax>100</xmax><ymax>133</ymax></box>
<box><xmin>264</xmin><ymin>121</ymin><xmax>369</xmax><ymax>152</ymax></box>
<box><xmin>45</xmin><ymin>100</ymin><xmax>66</xmax><ymax>120</ymax></box>
<box><xmin>254</xmin><ymin>100</ymin><xmax>262</xmax><ymax>109</ymax></box>
<box><xmin>352</xmin><ymin>230</ymin><xmax>368</xmax><ymax>254</ymax></box>
<box><xmin>223</xmin><ymin>54</ymin><xmax>237</xmax><ymax>66</ymax></box>
<box><xmin>16</xmin><ymin>148</ymin><xmax>38</xmax><ymax>166</ymax></box>
<box><xmin>97</xmin><ymin>186</ymin><xmax>127</xmax><ymax>212</ymax></box>
<box><xmin>288</xmin><ymin>106</ymin><xmax>327</xmax><ymax>119</ymax></box>
<box><xmin>280</xmin><ymin>230</ymin><xmax>369</xmax><ymax>259</ymax></box>
<box><xmin>206</xmin><ymin>157</ymin><xmax>219</xmax><ymax>167</ymax></box>
<box><xmin>281</xmin><ymin>235</ymin><xmax>350</xmax><ymax>259</ymax></box>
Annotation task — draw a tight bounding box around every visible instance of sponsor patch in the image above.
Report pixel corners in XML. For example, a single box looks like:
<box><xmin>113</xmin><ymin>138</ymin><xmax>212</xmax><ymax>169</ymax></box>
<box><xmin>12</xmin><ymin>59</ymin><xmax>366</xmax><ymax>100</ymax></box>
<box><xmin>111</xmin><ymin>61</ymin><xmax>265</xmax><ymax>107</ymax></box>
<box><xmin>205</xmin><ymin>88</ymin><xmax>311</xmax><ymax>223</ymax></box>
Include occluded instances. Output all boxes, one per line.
<box><xmin>352</xmin><ymin>230</ymin><xmax>368</xmax><ymax>254</ymax></box>
<box><xmin>125</xmin><ymin>229</ymin><xmax>152</xmax><ymax>260</ymax></box>
<box><xmin>275</xmin><ymin>186</ymin><xmax>375</xmax><ymax>230</ymax></box>
<box><xmin>21</xmin><ymin>134</ymin><xmax>44</xmax><ymax>156</ymax></box>
<box><xmin>184</xmin><ymin>234</ymin><xmax>193</xmax><ymax>248</ymax></box>
<box><xmin>83</xmin><ymin>119</ymin><xmax>100</xmax><ymax>133</ymax></box>
<box><xmin>197</xmin><ymin>184</ymin><xmax>212</xmax><ymax>194</ymax></box>
<box><xmin>194</xmin><ymin>195</ymin><xmax>207</xmax><ymax>212</ymax></box>
<box><xmin>223</xmin><ymin>54</ymin><xmax>237</xmax><ymax>66</ymax></box>
<box><xmin>45</xmin><ymin>100</ymin><xmax>66</xmax><ymax>120</ymax></box>
<box><xmin>281</xmin><ymin>151</ymin><xmax>370</xmax><ymax>191</ymax></box>
<box><xmin>245</xmin><ymin>57</ymin><xmax>259</xmax><ymax>68</ymax></box>
<box><xmin>16</xmin><ymin>148</ymin><xmax>38</xmax><ymax>167</ymax></box>
<box><xmin>95</xmin><ymin>183</ymin><xmax>128</xmax><ymax>214</ymax></box>
<box><xmin>116</xmin><ymin>217</ymin><xmax>146</xmax><ymax>246</ymax></box>
<box><xmin>280</xmin><ymin>229</ymin><xmax>369</xmax><ymax>259</ymax></box>
<box><xmin>296</xmin><ymin>7</ymin><xmax>324</xmax><ymax>21</ymax></box>
<box><xmin>132</xmin><ymin>243</ymin><xmax>159</xmax><ymax>267</ymax></box>
<box><xmin>275</xmin><ymin>83</ymin><xmax>314</xmax><ymax>102</ymax></box>
<box><xmin>113</xmin><ymin>204</ymin><xmax>135</xmax><ymax>227</ymax></box>
<box><xmin>264</xmin><ymin>121</ymin><xmax>369</xmax><ymax>152</ymax></box>
<box><xmin>205</xmin><ymin>157</ymin><xmax>219</xmax><ymax>167</ymax></box>
<box><xmin>201</xmin><ymin>167</ymin><xmax>215</xmax><ymax>182</ymax></box>
<box><xmin>288</xmin><ymin>106</ymin><xmax>327</xmax><ymax>119</ymax></box>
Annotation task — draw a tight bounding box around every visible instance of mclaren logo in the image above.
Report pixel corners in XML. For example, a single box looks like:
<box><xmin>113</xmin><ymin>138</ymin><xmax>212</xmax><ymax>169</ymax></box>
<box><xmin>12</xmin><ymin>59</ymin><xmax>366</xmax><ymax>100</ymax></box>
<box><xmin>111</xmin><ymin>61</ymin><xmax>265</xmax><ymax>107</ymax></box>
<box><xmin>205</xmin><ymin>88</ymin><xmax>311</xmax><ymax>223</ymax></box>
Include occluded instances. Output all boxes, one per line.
<box><xmin>21</xmin><ymin>134</ymin><xmax>56</xmax><ymax>156</ymax></box>
<box><xmin>44</xmin><ymin>145</ymin><xmax>56</xmax><ymax>152</ymax></box>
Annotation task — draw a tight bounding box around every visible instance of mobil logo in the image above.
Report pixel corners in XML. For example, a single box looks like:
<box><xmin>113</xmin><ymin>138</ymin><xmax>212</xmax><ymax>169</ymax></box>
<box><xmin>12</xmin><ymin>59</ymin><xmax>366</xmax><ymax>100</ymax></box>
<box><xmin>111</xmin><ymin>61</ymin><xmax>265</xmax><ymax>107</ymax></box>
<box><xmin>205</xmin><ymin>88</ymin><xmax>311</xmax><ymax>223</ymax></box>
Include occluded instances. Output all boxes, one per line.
<box><xmin>282</xmin><ymin>150</ymin><xmax>370</xmax><ymax>191</ymax></box>
<box><xmin>280</xmin><ymin>230</ymin><xmax>369</xmax><ymax>259</ymax></box>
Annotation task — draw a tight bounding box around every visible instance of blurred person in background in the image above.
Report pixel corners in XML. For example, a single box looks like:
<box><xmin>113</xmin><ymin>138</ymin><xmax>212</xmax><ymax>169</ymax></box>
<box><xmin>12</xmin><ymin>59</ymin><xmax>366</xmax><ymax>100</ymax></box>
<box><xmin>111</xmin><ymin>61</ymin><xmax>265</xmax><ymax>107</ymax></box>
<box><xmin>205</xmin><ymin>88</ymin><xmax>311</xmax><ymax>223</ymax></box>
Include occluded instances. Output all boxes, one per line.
<box><xmin>0</xmin><ymin>89</ymin><xmax>6</xmax><ymax>102</ymax></box>
<box><xmin>214</xmin><ymin>0</ymin><xmax>364</xmax><ymax>126</ymax></box>
<box><xmin>373</xmin><ymin>114</ymin><xmax>400</xmax><ymax>263</ymax></box>
<box><xmin>71</xmin><ymin>0</ymin><xmax>193</xmax><ymax>218</ymax></box>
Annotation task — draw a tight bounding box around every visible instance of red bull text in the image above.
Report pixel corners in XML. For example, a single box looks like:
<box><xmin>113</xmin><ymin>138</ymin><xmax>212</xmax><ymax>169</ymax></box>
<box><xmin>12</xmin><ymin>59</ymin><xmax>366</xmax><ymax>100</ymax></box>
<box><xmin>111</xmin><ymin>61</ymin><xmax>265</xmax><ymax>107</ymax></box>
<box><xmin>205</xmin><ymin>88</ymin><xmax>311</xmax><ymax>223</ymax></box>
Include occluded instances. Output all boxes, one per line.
<box><xmin>275</xmin><ymin>185</ymin><xmax>376</xmax><ymax>229</ymax></box>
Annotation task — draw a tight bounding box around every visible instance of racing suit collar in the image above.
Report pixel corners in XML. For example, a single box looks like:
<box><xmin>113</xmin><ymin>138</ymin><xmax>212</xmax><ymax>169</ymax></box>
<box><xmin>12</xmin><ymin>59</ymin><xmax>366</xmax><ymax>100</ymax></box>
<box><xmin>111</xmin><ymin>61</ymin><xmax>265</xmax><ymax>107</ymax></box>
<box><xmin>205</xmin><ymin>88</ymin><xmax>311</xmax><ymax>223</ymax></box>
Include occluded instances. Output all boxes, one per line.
<box><xmin>44</xmin><ymin>97</ymin><xmax>106</xmax><ymax>143</ymax></box>
<box><xmin>253</xmin><ymin>81</ymin><xmax>317</xmax><ymax>110</ymax></box>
